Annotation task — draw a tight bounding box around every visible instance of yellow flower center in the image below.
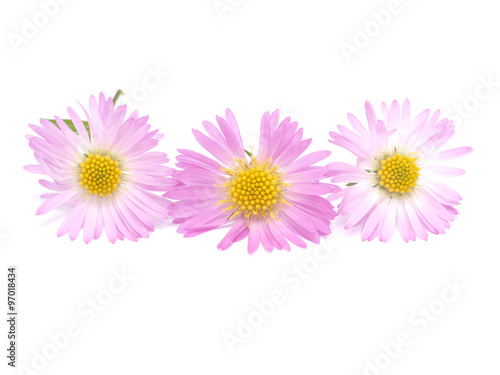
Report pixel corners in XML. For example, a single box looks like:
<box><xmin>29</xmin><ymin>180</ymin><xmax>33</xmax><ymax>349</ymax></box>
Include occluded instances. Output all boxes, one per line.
<box><xmin>376</xmin><ymin>153</ymin><xmax>419</xmax><ymax>194</ymax></box>
<box><xmin>78</xmin><ymin>153</ymin><xmax>123</xmax><ymax>197</ymax></box>
<box><xmin>220</xmin><ymin>156</ymin><xmax>288</xmax><ymax>219</ymax></box>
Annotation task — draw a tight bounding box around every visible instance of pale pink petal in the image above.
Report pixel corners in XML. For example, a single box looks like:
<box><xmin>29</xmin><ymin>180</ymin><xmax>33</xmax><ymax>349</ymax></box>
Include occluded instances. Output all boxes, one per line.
<box><xmin>327</xmin><ymin>162</ymin><xmax>367</xmax><ymax>183</ymax></box>
<box><xmin>386</xmin><ymin>100</ymin><xmax>400</xmax><ymax>130</ymax></box>
<box><xmin>378</xmin><ymin>198</ymin><xmax>397</xmax><ymax>242</ymax></box>
<box><xmin>57</xmin><ymin>201</ymin><xmax>86</xmax><ymax>238</ymax></box>
<box><xmin>344</xmin><ymin>190</ymin><xmax>379</xmax><ymax>229</ymax></box>
<box><xmin>396</xmin><ymin>202</ymin><xmax>414</xmax><ymax>242</ymax></box>
<box><xmin>429</xmin><ymin>146</ymin><xmax>473</xmax><ymax>161</ymax></box>
<box><xmin>67</xmin><ymin>106</ymin><xmax>90</xmax><ymax>144</ymax></box>
<box><xmin>361</xmin><ymin>199</ymin><xmax>388</xmax><ymax>241</ymax></box>
<box><xmin>36</xmin><ymin>189</ymin><xmax>79</xmax><ymax>215</ymax></box>
<box><xmin>347</xmin><ymin>112</ymin><xmax>370</xmax><ymax>139</ymax></box>
<box><xmin>102</xmin><ymin>205</ymin><xmax>118</xmax><ymax>243</ymax></box>
<box><xmin>426</xmin><ymin>166</ymin><xmax>466</xmax><ymax>176</ymax></box>
<box><xmin>364</xmin><ymin>101</ymin><xmax>378</xmax><ymax>135</ymax></box>
<box><xmin>83</xmin><ymin>202</ymin><xmax>99</xmax><ymax>244</ymax></box>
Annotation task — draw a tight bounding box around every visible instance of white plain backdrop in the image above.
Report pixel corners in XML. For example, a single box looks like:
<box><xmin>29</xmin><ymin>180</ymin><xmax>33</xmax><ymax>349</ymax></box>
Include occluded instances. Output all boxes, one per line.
<box><xmin>1</xmin><ymin>0</ymin><xmax>499</xmax><ymax>374</ymax></box>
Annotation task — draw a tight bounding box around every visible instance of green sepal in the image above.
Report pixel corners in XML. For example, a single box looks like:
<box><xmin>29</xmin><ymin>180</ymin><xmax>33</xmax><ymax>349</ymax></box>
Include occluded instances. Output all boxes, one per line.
<box><xmin>47</xmin><ymin>119</ymin><xmax>91</xmax><ymax>139</ymax></box>
<box><xmin>346</xmin><ymin>182</ymin><xmax>357</xmax><ymax>186</ymax></box>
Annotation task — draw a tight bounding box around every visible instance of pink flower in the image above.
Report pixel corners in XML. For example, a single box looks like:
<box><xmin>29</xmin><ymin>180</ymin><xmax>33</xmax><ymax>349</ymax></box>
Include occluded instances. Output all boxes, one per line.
<box><xmin>328</xmin><ymin>99</ymin><xmax>472</xmax><ymax>242</ymax></box>
<box><xmin>25</xmin><ymin>93</ymin><xmax>176</xmax><ymax>243</ymax></box>
<box><xmin>165</xmin><ymin>109</ymin><xmax>338</xmax><ymax>253</ymax></box>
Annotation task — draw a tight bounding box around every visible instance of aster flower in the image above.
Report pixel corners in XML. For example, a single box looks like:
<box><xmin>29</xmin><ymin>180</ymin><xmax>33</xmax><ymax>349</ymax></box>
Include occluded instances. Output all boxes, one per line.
<box><xmin>165</xmin><ymin>109</ymin><xmax>338</xmax><ymax>253</ymax></box>
<box><xmin>25</xmin><ymin>93</ymin><xmax>176</xmax><ymax>243</ymax></box>
<box><xmin>328</xmin><ymin>99</ymin><xmax>472</xmax><ymax>242</ymax></box>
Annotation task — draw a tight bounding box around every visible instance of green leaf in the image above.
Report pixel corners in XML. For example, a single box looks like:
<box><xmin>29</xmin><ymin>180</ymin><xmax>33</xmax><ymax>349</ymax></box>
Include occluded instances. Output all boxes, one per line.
<box><xmin>346</xmin><ymin>182</ymin><xmax>357</xmax><ymax>186</ymax></box>
<box><xmin>47</xmin><ymin>119</ymin><xmax>91</xmax><ymax>139</ymax></box>
<box><xmin>244</xmin><ymin>149</ymin><xmax>252</xmax><ymax>157</ymax></box>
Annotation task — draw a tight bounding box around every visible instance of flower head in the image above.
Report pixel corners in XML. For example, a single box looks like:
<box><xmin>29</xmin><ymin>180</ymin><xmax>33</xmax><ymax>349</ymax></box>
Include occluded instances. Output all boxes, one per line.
<box><xmin>25</xmin><ymin>93</ymin><xmax>176</xmax><ymax>243</ymax></box>
<box><xmin>328</xmin><ymin>99</ymin><xmax>472</xmax><ymax>242</ymax></box>
<box><xmin>165</xmin><ymin>109</ymin><xmax>338</xmax><ymax>253</ymax></box>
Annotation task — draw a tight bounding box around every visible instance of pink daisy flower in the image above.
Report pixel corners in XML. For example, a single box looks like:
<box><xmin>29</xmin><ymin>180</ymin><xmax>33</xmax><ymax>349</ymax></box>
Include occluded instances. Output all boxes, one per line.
<box><xmin>25</xmin><ymin>93</ymin><xmax>176</xmax><ymax>243</ymax></box>
<box><xmin>165</xmin><ymin>109</ymin><xmax>339</xmax><ymax>253</ymax></box>
<box><xmin>328</xmin><ymin>99</ymin><xmax>472</xmax><ymax>242</ymax></box>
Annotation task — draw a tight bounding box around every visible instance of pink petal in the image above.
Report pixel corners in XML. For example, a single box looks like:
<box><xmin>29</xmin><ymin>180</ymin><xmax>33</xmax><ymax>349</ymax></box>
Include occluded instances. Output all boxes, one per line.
<box><xmin>386</xmin><ymin>100</ymin><xmax>400</xmax><ymax>130</ymax></box>
<box><xmin>68</xmin><ymin>202</ymin><xmax>89</xmax><ymax>241</ymax></box>
<box><xmin>67</xmin><ymin>106</ymin><xmax>90</xmax><ymax>144</ymax></box>
<box><xmin>216</xmin><ymin>115</ymin><xmax>245</xmax><ymax>159</ymax></box>
<box><xmin>396</xmin><ymin>202</ymin><xmax>413</xmax><ymax>242</ymax></box>
<box><xmin>347</xmin><ymin>112</ymin><xmax>370</xmax><ymax>139</ymax></box>
<box><xmin>218</xmin><ymin>217</ymin><xmax>248</xmax><ymax>250</ymax></box>
<box><xmin>224</xmin><ymin>109</ymin><xmax>244</xmax><ymax>151</ymax></box>
<box><xmin>24</xmin><ymin>165</ymin><xmax>44</xmax><ymax>174</ymax></box>
<box><xmin>327</xmin><ymin>162</ymin><xmax>367</xmax><ymax>183</ymax></box>
<box><xmin>430</xmin><ymin>146</ymin><xmax>473</xmax><ymax>161</ymax></box>
<box><xmin>83</xmin><ymin>202</ymin><xmax>99</xmax><ymax>244</ymax></box>
<box><xmin>282</xmin><ymin>150</ymin><xmax>331</xmax><ymax>174</ymax></box>
<box><xmin>400</xmin><ymin>98</ymin><xmax>411</xmax><ymax>130</ymax></box>
<box><xmin>267</xmin><ymin>219</ymin><xmax>291</xmax><ymax>251</ymax></box>
<box><xmin>288</xmin><ymin>182</ymin><xmax>340</xmax><ymax>195</ymax></box>
<box><xmin>378</xmin><ymin>199</ymin><xmax>397</xmax><ymax>242</ymax></box>
<box><xmin>36</xmin><ymin>189</ymin><xmax>79</xmax><ymax>215</ymax></box>
<box><xmin>57</xmin><ymin>201</ymin><xmax>86</xmax><ymax>238</ymax></box>
<box><xmin>425</xmin><ymin>180</ymin><xmax>462</xmax><ymax>205</ymax></box>
<box><xmin>426</xmin><ymin>166</ymin><xmax>466</xmax><ymax>176</ymax></box>
<box><xmin>192</xmin><ymin>129</ymin><xmax>234</xmax><ymax>166</ymax></box>
<box><xmin>361</xmin><ymin>199</ymin><xmax>388</xmax><ymax>241</ymax></box>
<box><xmin>344</xmin><ymin>190</ymin><xmax>378</xmax><ymax>229</ymax></box>
<box><xmin>247</xmin><ymin>218</ymin><xmax>260</xmax><ymax>254</ymax></box>
<box><xmin>404</xmin><ymin>200</ymin><xmax>428</xmax><ymax>240</ymax></box>
<box><xmin>364</xmin><ymin>101</ymin><xmax>378</xmax><ymax>135</ymax></box>
<box><xmin>102</xmin><ymin>204</ymin><xmax>118</xmax><ymax>243</ymax></box>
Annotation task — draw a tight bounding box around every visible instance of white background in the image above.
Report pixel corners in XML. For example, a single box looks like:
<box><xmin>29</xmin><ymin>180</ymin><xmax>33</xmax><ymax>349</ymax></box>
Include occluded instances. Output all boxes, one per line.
<box><xmin>1</xmin><ymin>0</ymin><xmax>499</xmax><ymax>374</ymax></box>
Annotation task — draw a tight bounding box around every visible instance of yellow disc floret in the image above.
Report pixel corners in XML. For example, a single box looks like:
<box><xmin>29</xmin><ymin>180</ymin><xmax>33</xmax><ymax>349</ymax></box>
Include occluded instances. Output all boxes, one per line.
<box><xmin>220</xmin><ymin>156</ymin><xmax>289</xmax><ymax>220</ymax></box>
<box><xmin>78</xmin><ymin>153</ymin><xmax>123</xmax><ymax>197</ymax></box>
<box><xmin>376</xmin><ymin>153</ymin><xmax>419</xmax><ymax>194</ymax></box>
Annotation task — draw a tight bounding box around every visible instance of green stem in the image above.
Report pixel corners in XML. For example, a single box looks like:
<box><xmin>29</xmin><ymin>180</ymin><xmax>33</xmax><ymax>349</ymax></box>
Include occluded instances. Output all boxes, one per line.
<box><xmin>112</xmin><ymin>89</ymin><xmax>124</xmax><ymax>106</ymax></box>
